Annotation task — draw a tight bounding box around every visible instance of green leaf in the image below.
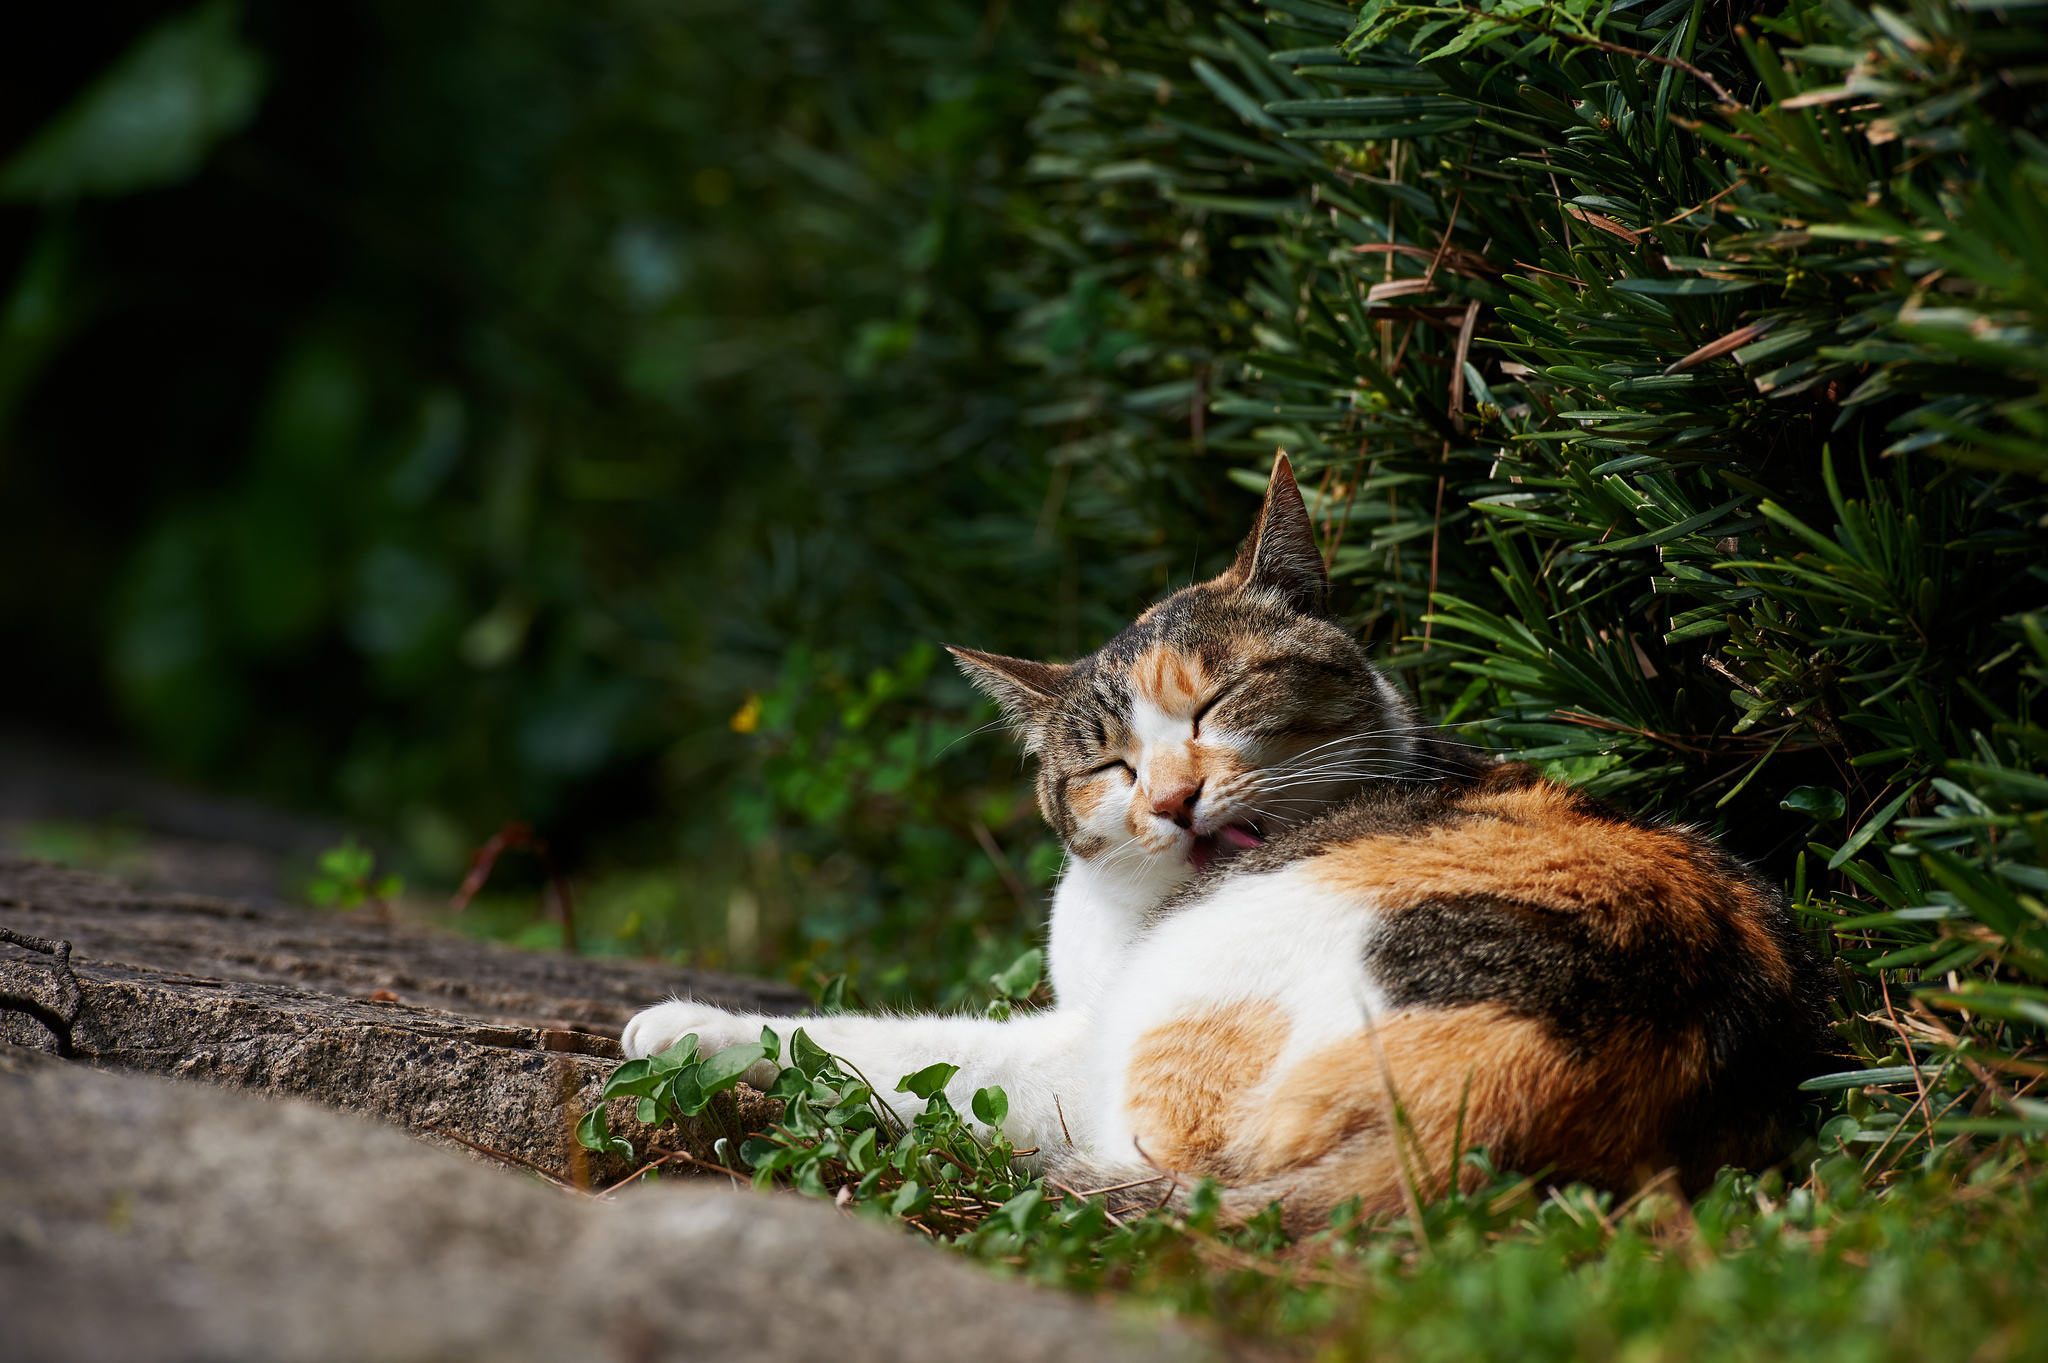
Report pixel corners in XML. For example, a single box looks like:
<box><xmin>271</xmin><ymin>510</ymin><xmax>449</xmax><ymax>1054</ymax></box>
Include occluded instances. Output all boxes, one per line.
<box><xmin>667</xmin><ymin>1068</ymin><xmax>707</xmax><ymax>1117</ymax></box>
<box><xmin>896</xmin><ymin>1063</ymin><xmax>960</xmax><ymax>1101</ymax></box>
<box><xmin>766</xmin><ymin>1066</ymin><xmax>810</xmax><ymax>1100</ymax></box>
<box><xmin>997</xmin><ymin>1185</ymin><xmax>1045</xmax><ymax>1235</ymax></box>
<box><xmin>891</xmin><ymin>1180</ymin><xmax>931</xmax><ymax>1216</ymax></box>
<box><xmin>602</xmin><ymin>1058</ymin><xmax>666</xmax><ymax>1101</ymax></box>
<box><xmin>1799</xmin><ymin>1065</ymin><xmax>1946</xmax><ymax>1092</ymax></box>
<box><xmin>791</xmin><ymin>1027</ymin><xmax>832</xmax><ymax>1078</ymax></box>
<box><xmin>654</xmin><ymin>1034</ymin><xmax>700</xmax><ymax>1067</ymax></box>
<box><xmin>1830</xmin><ymin>784</ymin><xmax>1921</xmax><ymax>871</ymax></box>
<box><xmin>1</xmin><ymin>0</ymin><xmax>267</xmax><ymax>202</ymax></box>
<box><xmin>758</xmin><ymin>1025</ymin><xmax>781</xmax><ymax>1065</ymax></box>
<box><xmin>1782</xmin><ymin>786</ymin><xmax>1847</xmax><ymax>821</ymax></box>
<box><xmin>815</xmin><ymin>975</ymin><xmax>849</xmax><ymax>1016</ymax></box>
<box><xmin>1611</xmin><ymin>278</ymin><xmax>1761</xmax><ymax>296</ymax></box>
<box><xmin>1283</xmin><ymin>115</ymin><xmax>1477</xmax><ymax>140</ymax></box>
<box><xmin>990</xmin><ymin>947</ymin><xmax>1043</xmax><ymax>1000</ymax></box>
<box><xmin>696</xmin><ymin>1042</ymin><xmax>768</xmax><ymax>1095</ymax></box>
<box><xmin>823</xmin><ymin>1086</ymin><xmax>875</xmax><ymax>1125</ymax></box>
<box><xmin>1262</xmin><ymin>97</ymin><xmax>1457</xmax><ymax>116</ymax></box>
<box><xmin>1190</xmin><ymin>58</ymin><xmax>1285</xmax><ymax>133</ymax></box>
<box><xmin>848</xmin><ymin>1126</ymin><xmax>880</xmax><ymax>1173</ymax></box>
<box><xmin>972</xmin><ymin>1086</ymin><xmax>1010</xmax><ymax>1127</ymax></box>
<box><xmin>1919</xmin><ymin>984</ymin><xmax>2048</xmax><ymax>1027</ymax></box>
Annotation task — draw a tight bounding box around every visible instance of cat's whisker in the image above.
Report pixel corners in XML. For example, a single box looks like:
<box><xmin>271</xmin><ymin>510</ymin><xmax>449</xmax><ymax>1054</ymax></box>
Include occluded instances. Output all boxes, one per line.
<box><xmin>1093</xmin><ymin>832</ymin><xmax>1180</xmax><ymax>880</ymax></box>
<box><xmin>1255</xmin><ymin>761</ymin><xmax>1459</xmax><ymax>789</ymax></box>
<box><xmin>1091</xmin><ymin>836</ymin><xmax>1149</xmax><ymax>871</ymax></box>
<box><xmin>1358</xmin><ymin>724</ymin><xmax>1498</xmax><ymax>750</ymax></box>
<box><xmin>1273</xmin><ymin>733</ymin><xmax>1381</xmax><ymax>762</ymax></box>
<box><xmin>933</xmin><ymin>715</ymin><xmax>1032</xmax><ymax>757</ymax></box>
<box><xmin>1280</xmin><ymin>755</ymin><xmax>1463</xmax><ymax>776</ymax></box>
<box><xmin>1261</xmin><ymin>749</ymin><xmax>1469</xmax><ymax>781</ymax></box>
<box><xmin>1245</xmin><ymin>769</ymin><xmax>1458</xmax><ymax>789</ymax></box>
<box><xmin>1283</xmin><ymin>748</ymin><xmax>1475</xmax><ymax>774</ymax></box>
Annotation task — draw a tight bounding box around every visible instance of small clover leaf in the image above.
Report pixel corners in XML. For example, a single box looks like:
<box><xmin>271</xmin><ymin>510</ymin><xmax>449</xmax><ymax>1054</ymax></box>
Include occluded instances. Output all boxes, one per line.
<box><xmin>896</xmin><ymin>1062</ymin><xmax>959</xmax><ymax>1101</ymax></box>
<box><xmin>891</xmin><ymin>1180</ymin><xmax>932</xmax><ymax>1216</ymax></box>
<box><xmin>972</xmin><ymin>1085</ymin><xmax>1009</xmax><ymax>1127</ymax></box>
<box><xmin>696</xmin><ymin>1042</ymin><xmax>767</xmax><ymax>1095</ymax></box>
<box><xmin>791</xmin><ymin>1027</ymin><xmax>832</xmax><ymax>1078</ymax></box>
<box><xmin>1782</xmin><ymin>786</ymin><xmax>1847</xmax><ymax>821</ymax></box>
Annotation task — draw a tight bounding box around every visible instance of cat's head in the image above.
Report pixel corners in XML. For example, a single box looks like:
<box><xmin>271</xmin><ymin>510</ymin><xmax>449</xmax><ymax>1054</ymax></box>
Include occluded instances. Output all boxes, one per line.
<box><xmin>950</xmin><ymin>456</ymin><xmax>1427</xmax><ymax>887</ymax></box>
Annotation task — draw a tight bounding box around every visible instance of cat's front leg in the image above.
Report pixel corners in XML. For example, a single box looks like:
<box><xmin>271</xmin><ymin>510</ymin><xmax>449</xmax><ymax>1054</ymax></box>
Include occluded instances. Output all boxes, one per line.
<box><xmin>619</xmin><ymin>1000</ymin><xmax>1096</xmax><ymax>1157</ymax></box>
<box><xmin>621</xmin><ymin>1000</ymin><xmax>779</xmax><ymax>1086</ymax></box>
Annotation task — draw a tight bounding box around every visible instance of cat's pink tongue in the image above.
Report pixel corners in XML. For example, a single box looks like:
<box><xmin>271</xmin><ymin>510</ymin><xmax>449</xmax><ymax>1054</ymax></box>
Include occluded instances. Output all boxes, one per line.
<box><xmin>1190</xmin><ymin>824</ymin><xmax>1264</xmax><ymax>873</ymax></box>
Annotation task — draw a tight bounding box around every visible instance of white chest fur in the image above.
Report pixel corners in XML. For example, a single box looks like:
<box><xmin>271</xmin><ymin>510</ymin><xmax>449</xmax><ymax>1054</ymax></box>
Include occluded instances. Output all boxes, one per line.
<box><xmin>1045</xmin><ymin>852</ymin><xmax>1192</xmax><ymax>1010</ymax></box>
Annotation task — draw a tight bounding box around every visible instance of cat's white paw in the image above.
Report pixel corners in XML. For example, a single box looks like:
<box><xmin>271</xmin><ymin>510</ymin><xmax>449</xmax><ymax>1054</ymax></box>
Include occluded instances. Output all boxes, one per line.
<box><xmin>619</xmin><ymin>1000</ymin><xmax>768</xmax><ymax>1072</ymax></box>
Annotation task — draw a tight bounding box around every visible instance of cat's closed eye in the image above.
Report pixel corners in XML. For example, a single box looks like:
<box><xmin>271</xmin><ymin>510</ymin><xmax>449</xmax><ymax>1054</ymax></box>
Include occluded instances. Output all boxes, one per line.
<box><xmin>1090</xmin><ymin>758</ymin><xmax>1135</xmax><ymax>782</ymax></box>
<box><xmin>1189</xmin><ymin>682</ymin><xmax>1242</xmax><ymax>737</ymax></box>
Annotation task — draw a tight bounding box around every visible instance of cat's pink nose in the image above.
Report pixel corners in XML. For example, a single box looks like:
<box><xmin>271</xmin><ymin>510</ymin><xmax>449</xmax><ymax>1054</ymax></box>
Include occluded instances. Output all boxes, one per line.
<box><xmin>1150</xmin><ymin>781</ymin><xmax>1201</xmax><ymax>826</ymax></box>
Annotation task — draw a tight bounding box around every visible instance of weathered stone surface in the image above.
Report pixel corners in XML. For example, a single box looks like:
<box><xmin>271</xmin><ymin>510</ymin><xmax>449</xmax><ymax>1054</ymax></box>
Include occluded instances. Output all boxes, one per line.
<box><xmin>0</xmin><ymin>857</ymin><xmax>798</xmax><ymax>1181</ymax></box>
<box><xmin>0</xmin><ymin>854</ymin><xmax>807</xmax><ymax>1033</ymax></box>
<box><xmin>0</xmin><ymin>1047</ymin><xmax>1209</xmax><ymax>1363</ymax></box>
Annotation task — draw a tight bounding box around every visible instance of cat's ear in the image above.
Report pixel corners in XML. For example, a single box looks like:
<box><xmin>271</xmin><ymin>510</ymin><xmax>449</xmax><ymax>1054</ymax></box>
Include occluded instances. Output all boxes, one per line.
<box><xmin>1215</xmin><ymin>452</ymin><xmax>1327</xmax><ymax>613</ymax></box>
<box><xmin>946</xmin><ymin>646</ymin><xmax>1071</xmax><ymax>752</ymax></box>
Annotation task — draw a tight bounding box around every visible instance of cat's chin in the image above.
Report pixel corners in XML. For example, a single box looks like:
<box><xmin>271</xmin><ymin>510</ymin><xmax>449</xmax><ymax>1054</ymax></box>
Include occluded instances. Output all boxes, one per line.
<box><xmin>1188</xmin><ymin>823</ymin><xmax>1264</xmax><ymax>874</ymax></box>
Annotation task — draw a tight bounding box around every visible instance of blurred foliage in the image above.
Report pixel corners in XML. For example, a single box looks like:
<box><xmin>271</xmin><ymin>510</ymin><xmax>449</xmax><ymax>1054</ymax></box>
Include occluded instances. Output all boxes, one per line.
<box><xmin>0</xmin><ymin>1</ymin><xmax>265</xmax><ymax>202</ymax></box>
<box><xmin>305</xmin><ymin>836</ymin><xmax>400</xmax><ymax>910</ymax></box>
<box><xmin>0</xmin><ymin>0</ymin><xmax>1249</xmax><ymax>999</ymax></box>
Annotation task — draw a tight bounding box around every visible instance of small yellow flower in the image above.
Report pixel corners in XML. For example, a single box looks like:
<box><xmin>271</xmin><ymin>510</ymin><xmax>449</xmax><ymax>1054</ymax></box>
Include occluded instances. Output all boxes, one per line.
<box><xmin>729</xmin><ymin>693</ymin><xmax>762</xmax><ymax>734</ymax></box>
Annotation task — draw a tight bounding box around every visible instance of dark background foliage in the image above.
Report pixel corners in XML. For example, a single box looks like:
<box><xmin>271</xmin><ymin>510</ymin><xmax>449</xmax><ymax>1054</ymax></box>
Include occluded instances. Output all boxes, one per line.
<box><xmin>0</xmin><ymin>0</ymin><xmax>1265</xmax><ymax>1000</ymax></box>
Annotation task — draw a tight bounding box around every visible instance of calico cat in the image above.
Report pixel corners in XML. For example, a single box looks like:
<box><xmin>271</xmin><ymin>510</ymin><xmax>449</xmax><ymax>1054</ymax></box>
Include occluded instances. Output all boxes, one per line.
<box><xmin>623</xmin><ymin>457</ymin><xmax>1828</xmax><ymax>1229</ymax></box>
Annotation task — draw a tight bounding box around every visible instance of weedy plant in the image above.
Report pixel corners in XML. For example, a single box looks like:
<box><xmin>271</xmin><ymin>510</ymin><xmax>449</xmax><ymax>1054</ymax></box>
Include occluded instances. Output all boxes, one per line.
<box><xmin>577</xmin><ymin>1024</ymin><xmax>1043</xmax><ymax>1234</ymax></box>
<box><xmin>306</xmin><ymin>838</ymin><xmax>403</xmax><ymax>912</ymax></box>
<box><xmin>723</xmin><ymin>645</ymin><xmax>1062</xmax><ymax>1009</ymax></box>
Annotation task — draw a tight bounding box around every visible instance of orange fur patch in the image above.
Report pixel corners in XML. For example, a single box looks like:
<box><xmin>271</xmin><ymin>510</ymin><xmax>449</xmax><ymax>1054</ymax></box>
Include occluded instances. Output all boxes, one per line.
<box><xmin>1125</xmin><ymin>1001</ymin><xmax>1290</xmax><ymax>1177</ymax></box>
<box><xmin>1230</xmin><ymin>1004</ymin><xmax>1709</xmax><ymax>1228</ymax></box>
<box><xmin>1304</xmin><ymin>779</ymin><xmax>1791</xmax><ymax>986</ymax></box>
<box><xmin>1067</xmin><ymin>774</ymin><xmax>1108</xmax><ymax>822</ymax></box>
<box><xmin>1129</xmin><ymin>644</ymin><xmax>1208</xmax><ymax>715</ymax></box>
